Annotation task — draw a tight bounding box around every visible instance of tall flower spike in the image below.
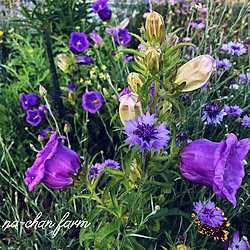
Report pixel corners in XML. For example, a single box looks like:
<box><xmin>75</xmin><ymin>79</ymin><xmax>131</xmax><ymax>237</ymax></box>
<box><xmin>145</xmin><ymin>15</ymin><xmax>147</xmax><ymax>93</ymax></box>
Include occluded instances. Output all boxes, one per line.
<box><xmin>174</xmin><ymin>55</ymin><xmax>215</xmax><ymax>92</ymax></box>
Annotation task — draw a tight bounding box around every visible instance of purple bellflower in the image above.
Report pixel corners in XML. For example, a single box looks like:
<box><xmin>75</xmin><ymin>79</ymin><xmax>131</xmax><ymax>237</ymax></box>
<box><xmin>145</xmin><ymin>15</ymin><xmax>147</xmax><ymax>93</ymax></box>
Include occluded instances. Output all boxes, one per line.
<box><xmin>69</xmin><ymin>32</ymin><xmax>90</xmax><ymax>55</ymax></box>
<box><xmin>123</xmin><ymin>111</ymin><xmax>170</xmax><ymax>153</ymax></box>
<box><xmin>26</xmin><ymin>109</ymin><xmax>45</xmax><ymax>126</ymax></box>
<box><xmin>25</xmin><ymin>131</ymin><xmax>80</xmax><ymax>191</ymax></box>
<box><xmin>76</xmin><ymin>55</ymin><xmax>93</xmax><ymax>65</ymax></box>
<box><xmin>179</xmin><ymin>133</ymin><xmax>250</xmax><ymax>207</ymax></box>
<box><xmin>201</xmin><ymin>103</ymin><xmax>226</xmax><ymax>126</ymax></box>
<box><xmin>89</xmin><ymin>30</ymin><xmax>103</xmax><ymax>46</ymax></box>
<box><xmin>82</xmin><ymin>91</ymin><xmax>105</xmax><ymax>113</ymax></box>
<box><xmin>114</xmin><ymin>28</ymin><xmax>131</xmax><ymax>46</ymax></box>
<box><xmin>92</xmin><ymin>0</ymin><xmax>112</xmax><ymax>21</ymax></box>
<box><xmin>223</xmin><ymin>105</ymin><xmax>243</xmax><ymax>117</ymax></box>
<box><xmin>224</xmin><ymin>231</ymin><xmax>249</xmax><ymax>250</ymax></box>
<box><xmin>20</xmin><ymin>93</ymin><xmax>40</xmax><ymax>110</ymax></box>
<box><xmin>118</xmin><ymin>87</ymin><xmax>130</xmax><ymax>100</ymax></box>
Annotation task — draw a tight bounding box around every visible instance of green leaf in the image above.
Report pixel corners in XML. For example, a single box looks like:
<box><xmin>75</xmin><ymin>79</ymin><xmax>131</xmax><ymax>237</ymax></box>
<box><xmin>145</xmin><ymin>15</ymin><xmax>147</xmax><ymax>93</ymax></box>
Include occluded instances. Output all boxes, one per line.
<box><xmin>96</xmin><ymin>205</ymin><xmax>118</xmax><ymax>217</ymax></box>
<box><xmin>129</xmin><ymin>32</ymin><xmax>150</xmax><ymax>49</ymax></box>
<box><xmin>118</xmin><ymin>49</ymin><xmax>145</xmax><ymax>58</ymax></box>
<box><xmin>69</xmin><ymin>194</ymin><xmax>92</xmax><ymax>202</ymax></box>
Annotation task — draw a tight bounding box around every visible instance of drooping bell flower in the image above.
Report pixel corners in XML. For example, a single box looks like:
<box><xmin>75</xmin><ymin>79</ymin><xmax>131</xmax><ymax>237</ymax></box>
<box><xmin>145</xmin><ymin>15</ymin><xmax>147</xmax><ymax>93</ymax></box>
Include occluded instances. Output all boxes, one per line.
<box><xmin>25</xmin><ymin>131</ymin><xmax>80</xmax><ymax>191</ymax></box>
<box><xmin>179</xmin><ymin>133</ymin><xmax>250</xmax><ymax>207</ymax></box>
<box><xmin>26</xmin><ymin>109</ymin><xmax>45</xmax><ymax>126</ymax></box>
<box><xmin>76</xmin><ymin>55</ymin><xmax>93</xmax><ymax>65</ymax></box>
<box><xmin>69</xmin><ymin>32</ymin><xmax>90</xmax><ymax>55</ymax></box>
<box><xmin>82</xmin><ymin>91</ymin><xmax>105</xmax><ymax>113</ymax></box>
<box><xmin>89</xmin><ymin>30</ymin><xmax>104</xmax><ymax>47</ymax></box>
<box><xmin>174</xmin><ymin>55</ymin><xmax>215</xmax><ymax>92</ymax></box>
<box><xmin>119</xmin><ymin>92</ymin><xmax>142</xmax><ymax>126</ymax></box>
<box><xmin>20</xmin><ymin>93</ymin><xmax>40</xmax><ymax>110</ymax></box>
<box><xmin>114</xmin><ymin>28</ymin><xmax>131</xmax><ymax>47</ymax></box>
<box><xmin>92</xmin><ymin>0</ymin><xmax>112</xmax><ymax>21</ymax></box>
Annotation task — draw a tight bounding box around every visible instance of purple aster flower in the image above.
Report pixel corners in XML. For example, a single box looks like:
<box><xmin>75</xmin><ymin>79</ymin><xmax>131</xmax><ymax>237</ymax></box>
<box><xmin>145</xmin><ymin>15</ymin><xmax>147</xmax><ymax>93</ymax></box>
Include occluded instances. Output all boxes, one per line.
<box><xmin>26</xmin><ymin>109</ymin><xmax>45</xmax><ymax>126</ymax></box>
<box><xmin>39</xmin><ymin>128</ymin><xmax>52</xmax><ymax>138</ymax></box>
<box><xmin>123</xmin><ymin>111</ymin><xmax>170</xmax><ymax>153</ymax></box>
<box><xmin>24</xmin><ymin>131</ymin><xmax>80</xmax><ymax>191</ymax></box>
<box><xmin>239</xmin><ymin>73</ymin><xmax>250</xmax><ymax>83</ymax></box>
<box><xmin>216</xmin><ymin>59</ymin><xmax>232</xmax><ymax>70</ymax></box>
<box><xmin>76</xmin><ymin>55</ymin><xmax>93</xmax><ymax>65</ymax></box>
<box><xmin>201</xmin><ymin>103</ymin><xmax>226</xmax><ymax>126</ymax></box>
<box><xmin>223</xmin><ymin>105</ymin><xmax>243</xmax><ymax>117</ymax></box>
<box><xmin>190</xmin><ymin>18</ymin><xmax>205</xmax><ymax>29</ymax></box>
<box><xmin>119</xmin><ymin>87</ymin><xmax>130</xmax><ymax>100</ymax></box>
<box><xmin>89</xmin><ymin>163</ymin><xmax>103</xmax><ymax>180</ymax></box>
<box><xmin>67</xmin><ymin>83</ymin><xmax>76</xmax><ymax>91</ymax></box>
<box><xmin>193</xmin><ymin>201</ymin><xmax>224</xmax><ymax>227</ymax></box>
<box><xmin>223</xmin><ymin>231</ymin><xmax>249</xmax><ymax>250</ymax></box>
<box><xmin>20</xmin><ymin>93</ymin><xmax>40</xmax><ymax>110</ymax></box>
<box><xmin>179</xmin><ymin>133</ymin><xmax>250</xmax><ymax>207</ymax></box>
<box><xmin>241</xmin><ymin>115</ymin><xmax>250</xmax><ymax>128</ymax></box>
<box><xmin>222</xmin><ymin>42</ymin><xmax>246</xmax><ymax>56</ymax></box>
<box><xmin>92</xmin><ymin>0</ymin><xmax>112</xmax><ymax>21</ymax></box>
<box><xmin>114</xmin><ymin>28</ymin><xmax>131</xmax><ymax>46</ymax></box>
<box><xmin>124</xmin><ymin>54</ymin><xmax>133</xmax><ymax>61</ymax></box>
<box><xmin>69</xmin><ymin>32</ymin><xmax>90</xmax><ymax>55</ymax></box>
<box><xmin>89</xmin><ymin>30</ymin><xmax>103</xmax><ymax>46</ymax></box>
<box><xmin>82</xmin><ymin>91</ymin><xmax>105</xmax><ymax>113</ymax></box>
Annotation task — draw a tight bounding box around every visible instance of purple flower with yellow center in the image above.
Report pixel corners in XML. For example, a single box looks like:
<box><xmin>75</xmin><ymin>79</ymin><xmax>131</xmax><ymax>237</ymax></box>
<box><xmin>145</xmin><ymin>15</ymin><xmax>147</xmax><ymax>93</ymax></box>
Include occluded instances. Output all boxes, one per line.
<box><xmin>26</xmin><ymin>109</ymin><xmax>45</xmax><ymax>126</ymax></box>
<box><xmin>82</xmin><ymin>91</ymin><xmax>105</xmax><ymax>113</ymax></box>
<box><xmin>123</xmin><ymin>111</ymin><xmax>170</xmax><ymax>153</ymax></box>
<box><xmin>92</xmin><ymin>0</ymin><xmax>112</xmax><ymax>21</ymax></box>
<box><xmin>216</xmin><ymin>59</ymin><xmax>232</xmax><ymax>70</ymax></box>
<box><xmin>239</xmin><ymin>73</ymin><xmax>250</xmax><ymax>83</ymax></box>
<box><xmin>20</xmin><ymin>93</ymin><xmax>40</xmax><ymax>110</ymax></box>
<box><xmin>76</xmin><ymin>55</ymin><xmax>93</xmax><ymax>65</ymax></box>
<box><xmin>223</xmin><ymin>231</ymin><xmax>249</xmax><ymax>250</ymax></box>
<box><xmin>180</xmin><ymin>133</ymin><xmax>250</xmax><ymax>206</ymax></box>
<box><xmin>25</xmin><ymin>131</ymin><xmax>80</xmax><ymax>191</ymax></box>
<box><xmin>114</xmin><ymin>28</ymin><xmax>131</xmax><ymax>46</ymax></box>
<box><xmin>223</xmin><ymin>105</ymin><xmax>243</xmax><ymax>117</ymax></box>
<box><xmin>241</xmin><ymin>115</ymin><xmax>250</xmax><ymax>128</ymax></box>
<box><xmin>190</xmin><ymin>18</ymin><xmax>205</xmax><ymax>29</ymax></box>
<box><xmin>201</xmin><ymin>103</ymin><xmax>226</xmax><ymax>126</ymax></box>
<box><xmin>89</xmin><ymin>30</ymin><xmax>103</xmax><ymax>46</ymax></box>
<box><xmin>222</xmin><ymin>42</ymin><xmax>246</xmax><ymax>56</ymax></box>
<box><xmin>69</xmin><ymin>32</ymin><xmax>90</xmax><ymax>55</ymax></box>
<box><xmin>193</xmin><ymin>201</ymin><xmax>224</xmax><ymax>227</ymax></box>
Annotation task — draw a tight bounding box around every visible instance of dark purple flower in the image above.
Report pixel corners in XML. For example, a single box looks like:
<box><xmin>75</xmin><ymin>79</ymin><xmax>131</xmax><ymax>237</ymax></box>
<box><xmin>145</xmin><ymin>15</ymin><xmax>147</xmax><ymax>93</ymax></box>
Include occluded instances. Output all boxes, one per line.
<box><xmin>82</xmin><ymin>91</ymin><xmax>105</xmax><ymax>113</ymax></box>
<box><xmin>223</xmin><ymin>231</ymin><xmax>249</xmax><ymax>250</ymax></box>
<box><xmin>69</xmin><ymin>32</ymin><xmax>90</xmax><ymax>55</ymax></box>
<box><xmin>176</xmin><ymin>132</ymin><xmax>189</xmax><ymax>146</ymax></box>
<box><xmin>26</xmin><ymin>109</ymin><xmax>45</xmax><ymax>126</ymax></box>
<box><xmin>89</xmin><ymin>163</ymin><xmax>103</xmax><ymax>180</ymax></box>
<box><xmin>123</xmin><ymin>111</ymin><xmax>170</xmax><ymax>153</ymax></box>
<box><xmin>222</xmin><ymin>42</ymin><xmax>246</xmax><ymax>56</ymax></box>
<box><xmin>92</xmin><ymin>0</ymin><xmax>112</xmax><ymax>21</ymax></box>
<box><xmin>201</xmin><ymin>103</ymin><xmax>226</xmax><ymax>126</ymax></box>
<box><xmin>24</xmin><ymin>131</ymin><xmax>80</xmax><ymax>191</ymax></box>
<box><xmin>241</xmin><ymin>115</ymin><xmax>250</xmax><ymax>128</ymax></box>
<box><xmin>124</xmin><ymin>54</ymin><xmax>133</xmax><ymax>61</ymax></box>
<box><xmin>193</xmin><ymin>201</ymin><xmax>224</xmax><ymax>227</ymax></box>
<box><xmin>114</xmin><ymin>28</ymin><xmax>131</xmax><ymax>46</ymax></box>
<box><xmin>119</xmin><ymin>87</ymin><xmax>130</xmax><ymax>100</ymax></box>
<box><xmin>39</xmin><ymin>128</ymin><xmax>52</xmax><ymax>138</ymax></box>
<box><xmin>223</xmin><ymin>105</ymin><xmax>243</xmax><ymax>117</ymax></box>
<box><xmin>179</xmin><ymin>133</ymin><xmax>250</xmax><ymax>206</ymax></box>
<box><xmin>201</xmin><ymin>81</ymin><xmax>209</xmax><ymax>90</ymax></box>
<box><xmin>89</xmin><ymin>30</ymin><xmax>103</xmax><ymax>46</ymax></box>
<box><xmin>216</xmin><ymin>59</ymin><xmax>232</xmax><ymax>70</ymax></box>
<box><xmin>76</xmin><ymin>55</ymin><xmax>93</xmax><ymax>65</ymax></box>
<box><xmin>20</xmin><ymin>93</ymin><xmax>40</xmax><ymax>110</ymax></box>
<box><xmin>67</xmin><ymin>83</ymin><xmax>76</xmax><ymax>91</ymax></box>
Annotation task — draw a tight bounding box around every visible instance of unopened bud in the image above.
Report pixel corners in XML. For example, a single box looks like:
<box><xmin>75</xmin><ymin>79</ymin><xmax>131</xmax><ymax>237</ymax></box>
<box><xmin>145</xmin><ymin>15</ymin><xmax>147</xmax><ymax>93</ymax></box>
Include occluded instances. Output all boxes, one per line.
<box><xmin>38</xmin><ymin>135</ymin><xmax>43</xmax><ymax>142</ymax></box>
<box><xmin>145</xmin><ymin>11</ymin><xmax>165</xmax><ymax>45</ymax></box>
<box><xmin>155</xmin><ymin>205</ymin><xmax>160</xmax><ymax>211</ymax></box>
<box><xmin>119</xmin><ymin>93</ymin><xmax>142</xmax><ymax>126</ymax></box>
<box><xmin>64</xmin><ymin>124</ymin><xmax>70</xmax><ymax>133</ymax></box>
<box><xmin>145</xmin><ymin>46</ymin><xmax>163</xmax><ymax>73</ymax></box>
<box><xmin>127</xmin><ymin>72</ymin><xmax>145</xmax><ymax>93</ymax></box>
<box><xmin>174</xmin><ymin>55</ymin><xmax>215</xmax><ymax>92</ymax></box>
<box><xmin>102</xmin><ymin>88</ymin><xmax>110</xmax><ymax>98</ymax></box>
<box><xmin>68</xmin><ymin>90</ymin><xmax>75</xmax><ymax>102</ymax></box>
<box><xmin>39</xmin><ymin>85</ymin><xmax>47</xmax><ymax>97</ymax></box>
<box><xmin>57</xmin><ymin>53</ymin><xmax>71</xmax><ymax>73</ymax></box>
<box><xmin>166</xmin><ymin>33</ymin><xmax>179</xmax><ymax>48</ymax></box>
<box><xmin>128</xmin><ymin>159</ymin><xmax>141</xmax><ymax>183</ymax></box>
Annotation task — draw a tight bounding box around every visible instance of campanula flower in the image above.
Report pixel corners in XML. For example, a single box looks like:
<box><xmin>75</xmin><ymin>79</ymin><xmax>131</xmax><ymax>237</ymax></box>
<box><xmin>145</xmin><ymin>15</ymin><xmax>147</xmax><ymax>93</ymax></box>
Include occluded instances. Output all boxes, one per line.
<box><xmin>82</xmin><ymin>91</ymin><xmax>105</xmax><ymax>113</ymax></box>
<box><xmin>20</xmin><ymin>93</ymin><xmax>40</xmax><ymax>110</ymax></box>
<box><xmin>76</xmin><ymin>55</ymin><xmax>93</xmax><ymax>65</ymax></box>
<box><xmin>89</xmin><ymin>30</ymin><xmax>103</xmax><ymax>46</ymax></box>
<box><xmin>26</xmin><ymin>109</ymin><xmax>45</xmax><ymax>126</ymax></box>
<box><xmin>92</xmin><ymin>0</ymin><xmax>112</xmax><ymax>21</ymax></box>
<box><xmin>69</xmin><ymin>32</ymin><xmax>90</xmax><ymax>54</ymax></box>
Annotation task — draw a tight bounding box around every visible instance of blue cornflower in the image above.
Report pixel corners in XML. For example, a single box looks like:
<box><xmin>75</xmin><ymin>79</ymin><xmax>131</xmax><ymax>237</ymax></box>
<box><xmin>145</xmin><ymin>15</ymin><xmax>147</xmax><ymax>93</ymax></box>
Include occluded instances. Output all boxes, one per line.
<box><xmin>216</xmin><ymin>59</ymin><xmax>232</xmax><ymax>70</ymax></box>
<box><xmin>193</xmin><ymin>201</ymin><xmax>224</xmax><ymax>227</ymax></box>
<box><xmin>89</xmin><ymin>163</ymin><xmax>103</xmax><ymax>180</ymax></box>
<box><xmin>201</xmin><ymin>103</ymin><xmax>226</xmax><ymax>126</ymax></box>
<box><xmin>223</xmin><ymin>105</ymin><xmax>243</xmax><ymax>117</ymax></box>
<box><xmin>190</xmin><ymin>18</ymin><xmax>205</xmax><ymax>29</ymax></box>
<box><xmin>222</xmin><ymin>42</ymin><xmax>246</xmax><ymax>56</ymax></box>
<box><xmin>239</xmin><ymin>72</ymin><xmax>250</xmax><ymax>84</ymax></box>
<box><xmin>241</xmin><ymin>115</ymin><xmax>250</xmax><ymax>128</ymax></box>
<box><xmin>123</xmin><ymin>111</ymin><xmax>170</xmax><ymax>152</ymax></box>
<box><xmin>101</xmin><ymin>159</ymin><xmax>120</xmax><ymax>170</ymax></box>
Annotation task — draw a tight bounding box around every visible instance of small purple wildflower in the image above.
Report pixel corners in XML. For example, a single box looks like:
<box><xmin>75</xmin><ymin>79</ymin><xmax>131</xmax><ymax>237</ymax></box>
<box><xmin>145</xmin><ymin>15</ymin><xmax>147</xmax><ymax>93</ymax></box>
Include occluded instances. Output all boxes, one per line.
<box><xmin>89</xmin><ymin>163</ymin><xmax>103</xmax><ymax>180</ymax></box>
<box><xmin>176</xmin><ymin>132</ymin><xmax>189</xmax><ymax>146</ymax></box>
<box><xmin>201</xmin><ymin>103</ymin><xmax>226</xmax><ymax>126</ymax></box>
<box><xmin>67</xmin><ymin>83</ymin><xmax>76</xmax><ymax>91</ymax></box>
<box><xmin>105</xmin><ymin>27</ymin><xmax>117</xmax><ymax>34</ymax></box>
<box><xmin>101</xmin><ymin>159</ymin><xmax>120</xmax><ymax>171</ymax></box>
<box><xmin>223</xmin><ymin>231</ymin><xmax>249</xmax><ymax>250</ymax></box>
<box><xmin>92</xmin><ymin>0</ymin><xmax>112</xmax><ymax>21</ymax></box>
<box><xmin>89</xmin><ymin>30</ymin><xmax>103</xmax><ymax>46</ymax></box>
<box><xmin>223</xmin><ymin>105</ymin><xmax>243</xmax><ymax>117</ymax></box>
<box><xmin>222</xmin><ymin>42</ymin><xmax>246</xmax><ymax>56</ymax></box>
<box><xmin>190</xmin><ymin>18</ymin><xmax>205</xmax><ymax>29</ymax></box>
<box><xmin>182</xmin><ymin>37</ymin><xmax>192</xmax><ymax>42</ymax></box>
<box><xmin>123</xmin><ymin>111</ymin><xmax>170</xmax><ymax>153</ymax></box>
<box><xmin>124</xmin><ymin>54</ymin><xmax>133</xmax><ymax>61</ymax></box>
<box><xmin>20</xmin><ymin>93</ymin><xmax>40</xmax><ymax>110</ymax></box>
<box><xmin>76</xmin><ymin>55</ymin><xmax>93</xmax><ymax>65</ymax></box>
<box><xmin>241</xmin><ymin>115</ymin><xmax>250</xmax><ymax>128</ymax></box>
<box><xmin>39</xmin><ymin>128</ymin><xmax>52</xmax><ymax>138</ymax></box>
<box><xmin>69</xmin><ymin>32</ymin><xmax>89</xmax><ymax>55</ymax></box>
<box><xmin>26</xmin><ymin>109</ymin><xmax>45</xmax><ymax>126</ymax></box>
<box><xmin>216</xmin><ymin>59</ymin><xmax>232</xmax><ymax>70</ymax></box>
<box><xmin>193</xmin><ymin>201</ymin><xmax>224</xmax><ymax>227</ymax></box>
<box><xmin>82</xmin><ymin>91</ymin><xmax>105</xmax><ymax>113</ymax></box>
<box><xmin>239</xmin><ymin>73</ymin><xmax>250</xmax><ymax>83</ymax></box>
<box><xmin>188</xmin><ymin>46</ymin><xmax>198</xmax><ymax>51</ymax></box>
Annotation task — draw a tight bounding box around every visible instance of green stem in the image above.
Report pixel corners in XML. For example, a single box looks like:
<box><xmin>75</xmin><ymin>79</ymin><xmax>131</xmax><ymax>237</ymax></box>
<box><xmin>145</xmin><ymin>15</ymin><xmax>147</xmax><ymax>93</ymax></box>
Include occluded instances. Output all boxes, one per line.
<box><xmin>201</xmin><ymin>235</ymin><xmax>209</xmax><ymax>249</ymax></box>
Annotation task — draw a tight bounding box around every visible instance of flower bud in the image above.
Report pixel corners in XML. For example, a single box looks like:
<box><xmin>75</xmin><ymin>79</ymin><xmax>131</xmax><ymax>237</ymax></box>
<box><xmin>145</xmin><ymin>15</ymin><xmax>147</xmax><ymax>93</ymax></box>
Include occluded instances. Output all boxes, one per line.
<box><xmin>57</xmin><ymin>53</ymin><xmax>71</xmax><ymax>73</ymax></box>
<box><xmin>174</xmin><ymin>55</ymin><xmax>215</xmax><ymax>92</ymax></box>
<box><xmin>145</xmin><ymin>46</ymin><xmax>163</xmax><ymax>73</ymax></box>
<box><xmin>145</xmin><ymin>11</ymin><xmax>165</xmax><ymax>45</ymax></box>
<box><xmin>64</xmin><ymin>123</ymin><xmax>70</xmax><ymax>133</ymax></box>
<box><xmin>102</xmin><ymin>88</ymin><xmax>110</xmax><ymax>98</ymax></box>
<box><xmin>119</xmin><ymin>93</ymin><xmax>142</xmax><ymax>126</ymax></box>
<box><xmin>127</xmin><ymin>72</ymin><xmax>145</xmax><ymax>93</ymax></box>
<box><xmin>128</xmin><ymin>159</ymin><xmax>141</xmax><ymax>183</ymax></box>
<box><xmin>166</xmin><ymin>33</ymin><xmax>179</xmax><ymax>48</ymax></box>
<box><xmin>39</xmin><ymin>85</ymin><xmax>47</xmax><ymax>97</ymax></box>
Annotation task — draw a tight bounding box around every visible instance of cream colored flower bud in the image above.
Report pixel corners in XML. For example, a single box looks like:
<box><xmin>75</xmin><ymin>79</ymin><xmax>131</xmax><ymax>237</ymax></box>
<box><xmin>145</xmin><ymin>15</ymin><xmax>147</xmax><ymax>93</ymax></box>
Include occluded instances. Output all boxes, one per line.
<box><xmin>145</xmin><ymin>46</ymin><xmax>163</xmax><ymax>73</ymax></box>
<box><xmin>119</xmin><ymin>93</ymin><xmax>142</xmax><ymax>126</ymax></box>
<box><xmin>166</xmin><ymin>33</ymin><xmax>179</xmax><ymax>48</ymax></box>
<box><xmin>174</xmin><ymin>55</ymin><xmax>215</xmax><ymax>92</ymax></box>
<box><xmin>57</xmin><ymin>53</ymin><xmax>71</xmax><ymax>73</ymax></box>
<box><xmin>128</xmin><ymin>159</ymin><xmax>141</xmax><ymax>183</ymax></box>
<box><xmin>127</xmin><ymin>73</ymin><xmax>145</xmax><ymax>93</ymax></box>
<box><xmin>145</xmin><ymin>11</ymin><xmax>165</xmax><ymax>45</ymax></box>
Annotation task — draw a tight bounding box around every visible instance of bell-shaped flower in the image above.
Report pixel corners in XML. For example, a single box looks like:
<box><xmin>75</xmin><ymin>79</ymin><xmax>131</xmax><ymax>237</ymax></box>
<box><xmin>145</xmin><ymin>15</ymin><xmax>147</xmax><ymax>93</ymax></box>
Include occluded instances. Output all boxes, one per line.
<box><xmin>174</xmin><ymin>55</ymin><xmax>215</xmax><ymax>92</ymax></box>
<box><xmin>179</xmin><ymin>133</ymin><xmax>250</xmax><ymax>207</ymax></box>
<box><xmin>92</xmin><ymin>0</ymin><xmax>112</xmax><ymax>21</ymax></box>
<box><xmin>69</xmin><ymin>32</ymin><xmax>90</xmax><ymax>55</ymax></box>
<box><xmin>20</xmin><ymin>93</ymin><xmax>40</xmax><ymax>110</ymax></box>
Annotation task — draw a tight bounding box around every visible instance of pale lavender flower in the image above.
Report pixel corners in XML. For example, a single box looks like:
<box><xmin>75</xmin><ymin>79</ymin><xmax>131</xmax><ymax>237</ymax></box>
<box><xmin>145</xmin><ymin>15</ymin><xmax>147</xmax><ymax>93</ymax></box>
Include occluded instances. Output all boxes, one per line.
<box><xmin>239</xmin><ymin>73</ymin><xmax>250</xmax><ymax>83</ymax></box>
<box><xmin>216</xmin><ymin>59</ymin><xmax>232</xmax><ymax>70</ymax></box>
<box><xmin>223</xmin><ymin>105</ymin><xmax>243</xmax><ymax>117</ymax></box>
<box><xmin>222</xmin><ymin>42</ymin><xmax>246</xmax><ymax>56</ymax></box>
<box><xmin>223</xmin><ymin>231</ymin><xmax>249</xmax><ymax>250</ymax></box>
<box><xmin>241</xmin><ymin>115</ymin><xmax>250</xmax><ymax>128</ymax></box>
